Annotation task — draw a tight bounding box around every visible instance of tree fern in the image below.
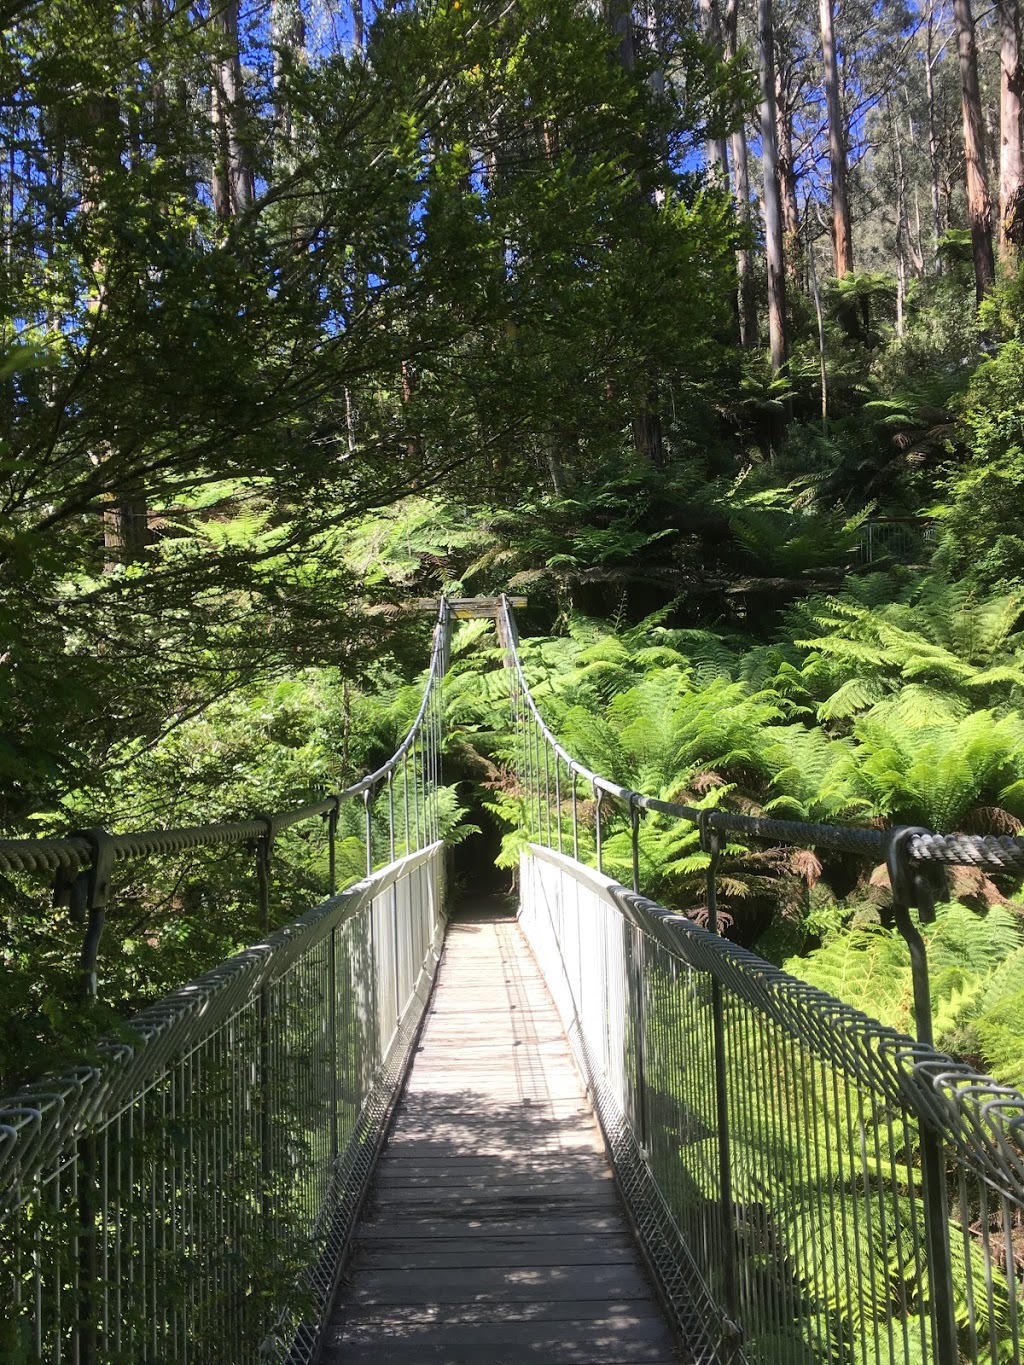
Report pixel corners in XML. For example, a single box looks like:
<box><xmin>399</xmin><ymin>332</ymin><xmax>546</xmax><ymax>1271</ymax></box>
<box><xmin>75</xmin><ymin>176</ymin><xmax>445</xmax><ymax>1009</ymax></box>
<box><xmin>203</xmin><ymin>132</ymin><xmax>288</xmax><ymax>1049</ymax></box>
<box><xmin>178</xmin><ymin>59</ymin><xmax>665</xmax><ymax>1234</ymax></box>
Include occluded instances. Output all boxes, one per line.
<box><xmin>846</xmin><ymin>710</ymin><xmax>1024</xmax><ymax>829</ymax></box>
<box><xmin>786</xmin><ymin>902</ymin><xmax>1024</xmax><ymax>1078</ymax></box>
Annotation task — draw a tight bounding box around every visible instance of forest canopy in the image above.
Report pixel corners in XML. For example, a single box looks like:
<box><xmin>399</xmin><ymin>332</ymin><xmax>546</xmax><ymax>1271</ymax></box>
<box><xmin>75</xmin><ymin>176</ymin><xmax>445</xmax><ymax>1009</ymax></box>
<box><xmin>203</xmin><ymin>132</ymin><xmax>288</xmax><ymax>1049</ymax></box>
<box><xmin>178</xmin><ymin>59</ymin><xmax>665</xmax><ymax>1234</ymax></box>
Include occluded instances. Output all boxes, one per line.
<box><xmin>4</xmin><ymin>0</ymin><xmax>1024</xmax><ymax>1084</ymax></box>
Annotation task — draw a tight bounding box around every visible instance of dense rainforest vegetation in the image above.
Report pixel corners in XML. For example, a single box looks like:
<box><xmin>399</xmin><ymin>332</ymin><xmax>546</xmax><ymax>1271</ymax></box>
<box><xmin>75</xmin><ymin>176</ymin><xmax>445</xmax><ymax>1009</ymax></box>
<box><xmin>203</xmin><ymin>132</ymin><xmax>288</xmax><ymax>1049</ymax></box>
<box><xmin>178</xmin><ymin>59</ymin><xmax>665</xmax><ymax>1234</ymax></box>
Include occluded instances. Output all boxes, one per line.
<box><xmin>4</xmin><ymin>0</ymin><xmax>1024</xmax><ymax>1094</ymax></box>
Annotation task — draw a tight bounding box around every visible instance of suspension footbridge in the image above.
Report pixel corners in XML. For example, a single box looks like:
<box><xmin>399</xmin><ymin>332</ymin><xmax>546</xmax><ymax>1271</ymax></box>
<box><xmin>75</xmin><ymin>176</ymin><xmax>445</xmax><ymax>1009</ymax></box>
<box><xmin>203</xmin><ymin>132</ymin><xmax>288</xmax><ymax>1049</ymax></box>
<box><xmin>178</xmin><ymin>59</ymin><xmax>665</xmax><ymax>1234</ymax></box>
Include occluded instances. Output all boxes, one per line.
<box><xmin>2</xmin><ymin>597</ymin><xmax>1023</xmax><ymax>1365</ymax></box>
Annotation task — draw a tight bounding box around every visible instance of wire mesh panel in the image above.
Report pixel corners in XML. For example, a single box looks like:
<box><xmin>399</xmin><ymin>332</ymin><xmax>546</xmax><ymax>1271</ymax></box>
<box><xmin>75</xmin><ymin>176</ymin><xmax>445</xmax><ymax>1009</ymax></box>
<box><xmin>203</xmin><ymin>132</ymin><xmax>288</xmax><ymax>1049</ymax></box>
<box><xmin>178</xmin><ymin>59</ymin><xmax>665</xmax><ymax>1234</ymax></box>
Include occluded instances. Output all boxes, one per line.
<box><xmin>1</xmin><ymin>842</ymin><xmax>446</xmax><ymax>1365</ymax></box>
<box><xmin>521</xmin><ymin>845</ymin><xmax>1024</xmax><ymax>1365</ymax></box>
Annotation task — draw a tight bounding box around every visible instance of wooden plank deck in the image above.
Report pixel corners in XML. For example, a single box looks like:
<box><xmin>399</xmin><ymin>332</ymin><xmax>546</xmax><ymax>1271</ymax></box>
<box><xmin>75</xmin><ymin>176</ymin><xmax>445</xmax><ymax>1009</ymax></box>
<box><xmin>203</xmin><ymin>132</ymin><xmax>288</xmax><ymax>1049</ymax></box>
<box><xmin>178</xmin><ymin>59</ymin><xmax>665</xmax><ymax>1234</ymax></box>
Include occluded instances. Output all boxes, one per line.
<box><xmin>321</xmin><ymin>904</ymin><xmax>680</xmax><ymax>1365</ymax></box>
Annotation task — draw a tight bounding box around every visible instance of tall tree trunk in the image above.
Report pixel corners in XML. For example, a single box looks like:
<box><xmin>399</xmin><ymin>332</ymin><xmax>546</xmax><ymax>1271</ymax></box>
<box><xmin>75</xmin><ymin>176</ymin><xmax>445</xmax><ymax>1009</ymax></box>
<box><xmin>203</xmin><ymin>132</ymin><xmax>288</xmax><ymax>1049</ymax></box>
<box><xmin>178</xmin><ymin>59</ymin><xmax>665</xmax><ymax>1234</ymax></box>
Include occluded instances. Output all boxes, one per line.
<box><xmin>998</xmin><ymin>0</ymin><xmax>1024</xmax><ymax>260</ymax></box>
<box><xmin>757</xmin><ymin>0</ymin><xmax>788</xmax><ymax>377</ymax></box>
<box><xmin>724</xmin><ymin>0</ymin><xmax>757</xmax><ymax>347</ymax></box>
<box><xmin>924</xmin><ymin>0</ymin><xmax>944</xmax><ymax>269</ymax></box>
<box><xmin>351</xmin><ymin>0</ymin><xmax>365</xmax><ymax>53</ymax></box>
<box><xmin>211</xmin><ymin>0</ymin><xmax>254</xmax><ymax>220</ymax></box>
<box><xmin>102</xmin><ymin>497</ymin><xmax>150</xmax><ymax>572</ymax></box>
<box><xmin>80</xmin><ymin>91</ymin><xmax>152</xmax><ymax>571</ymax></box>
<box><xmin>775</xmin><ymin>62</ymin><xmax>802</xmax><ymax>288</ymax></box>
<box><xmin>606</xmin><ymin>0</ymin><xmax>661</xmax><ymax>461</ymax></box>
<box><xmin>819</xmin><ymin>0</ymin><xmax>853</xmax><ymax>276</ymax></box>
<box><xmin>953</xmin><ymin>0</ymin><xmax>996</xmax><ymax>300</ymax></box>
<box><xmin>605</xmin><ymin>0</ymin><xmax>635</xmax><ymax>71</ymax></box>
<box><xmin>806</xmin><ymin>228</ymin><xmax>828</xmax><ymax>435</ymax></box>
<box><xmin>889</xmin><ymin>100</ymin><xmax>909</xmax><ymax>335</ymax></box>
<box><xmin>699</xmin><ymin>0</ymin><xmax>730</xmax><ymax>176</ymax></box>
<box><xmin>271</xmin><ymin>0</ymin><xmax>305</xmax><ymax>155</ymax></box>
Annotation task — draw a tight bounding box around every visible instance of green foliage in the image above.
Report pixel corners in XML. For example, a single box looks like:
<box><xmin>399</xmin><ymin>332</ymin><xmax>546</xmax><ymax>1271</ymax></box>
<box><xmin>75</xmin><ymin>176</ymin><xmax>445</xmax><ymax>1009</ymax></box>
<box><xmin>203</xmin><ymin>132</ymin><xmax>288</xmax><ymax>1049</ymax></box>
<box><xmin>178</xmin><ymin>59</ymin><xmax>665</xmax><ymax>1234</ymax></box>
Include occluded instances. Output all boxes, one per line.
<box><xmin>944</xmin><ymin>338</ymin><xmax>1024</xmax><ymax>585</ymax></box>
<box><xmin>786</xmin><ymin>900</ymin><xmax>1024</xmax><ymax>1081</ymax></box>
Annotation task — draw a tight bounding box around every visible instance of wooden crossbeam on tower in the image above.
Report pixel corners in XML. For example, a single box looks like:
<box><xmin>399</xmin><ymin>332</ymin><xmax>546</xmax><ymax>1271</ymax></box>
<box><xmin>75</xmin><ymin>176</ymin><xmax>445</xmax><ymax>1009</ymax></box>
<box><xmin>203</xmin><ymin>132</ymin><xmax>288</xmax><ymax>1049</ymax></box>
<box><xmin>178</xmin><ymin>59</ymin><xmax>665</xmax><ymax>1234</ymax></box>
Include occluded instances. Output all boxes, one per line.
<box><xmin>413</xmin><ymin>595</ymin><xmax>526</xmax><ymax>619</ymax></box>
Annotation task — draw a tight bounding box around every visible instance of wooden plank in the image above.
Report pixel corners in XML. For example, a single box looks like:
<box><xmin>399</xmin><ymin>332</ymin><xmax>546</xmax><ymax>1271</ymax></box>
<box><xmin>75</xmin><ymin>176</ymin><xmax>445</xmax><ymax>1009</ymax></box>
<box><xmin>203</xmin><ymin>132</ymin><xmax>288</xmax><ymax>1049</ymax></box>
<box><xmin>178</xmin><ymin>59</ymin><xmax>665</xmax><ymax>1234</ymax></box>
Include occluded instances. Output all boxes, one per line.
<box><xmin>360</xmin><ymin>1223</ymin><xmax>633</xmax><ymax>1244</ymax></box>
<box><xmin>356</xmin><ymin>1241</ymin><xmax>643</xmax><ymax>1270</ymax></box>
<box><xmin>330</xmin><ymin>1342</ymin><xmax>678</xmax><ymax>1365</ymax></box>
<box><xmin>329</xmin><ymin>1301</ymin><xmax>667</xmax><ymax>1328</ymax></box>
<box><xmin>342</xmin><ymin>1263</ymin><xmax>655</xmax><ymax>1306</ymax></box>
<box><xmin>322</xmin><ymin>908</ymin><xmax>680</xmax><ymax>1364</ymax></box>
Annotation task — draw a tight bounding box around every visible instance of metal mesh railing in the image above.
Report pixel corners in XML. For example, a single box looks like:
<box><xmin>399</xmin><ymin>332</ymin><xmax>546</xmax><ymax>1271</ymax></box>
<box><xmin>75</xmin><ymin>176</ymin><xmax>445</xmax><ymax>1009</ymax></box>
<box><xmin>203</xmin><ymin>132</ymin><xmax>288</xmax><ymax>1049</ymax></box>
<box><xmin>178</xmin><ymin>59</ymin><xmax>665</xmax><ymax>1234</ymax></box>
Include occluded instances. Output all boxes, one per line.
<box><xmin>0</xmin><ymin>604</ymin><xmax>452</xmax><ymax>1364</ymax></box>
<box><xmin>500</xmin><ymin>596</ymin><xmax>1024</xmax><ymax>1365</ymax></box>
<box><xmin>859</xmin><ymin>517</ymin><xmax>937</xmax><ymax>565</ymax></box>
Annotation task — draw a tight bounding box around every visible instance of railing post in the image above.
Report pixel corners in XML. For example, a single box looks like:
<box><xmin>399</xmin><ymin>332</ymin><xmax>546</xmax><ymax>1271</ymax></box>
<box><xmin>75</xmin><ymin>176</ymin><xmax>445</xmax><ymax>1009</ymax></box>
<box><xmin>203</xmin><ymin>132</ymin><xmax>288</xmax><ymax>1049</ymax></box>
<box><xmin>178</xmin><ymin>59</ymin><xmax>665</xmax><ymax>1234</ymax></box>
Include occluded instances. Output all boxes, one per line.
<box><xmin>364</xmin><ymin>786</ymin><xmax>374</xmax><ymax>878</ymax></box>
<box><xmin>402</xmin><ymin>752</ymin><xmax>411</xmax><ymax>857</ymax></box>
<box><xmin>571</xmin><ymin>767</ymin><xmax>579</xmax><ymax>862</ymax></box>
<box><xmin>627</xmin><ymin>797</ymin><xmax>649</xmax><ymax>1151</ymax></box>
<box><xmin>887</xmin><ymin>828</ymin><xmax>959</xmax><ymax>1365</ymax></box>
<box><xmin>54</xmin><ymin>827</ymin><xmax>115</xmax><ymax>1005</ymax></box>
<box><xmin>411</xmin><ymin>746</ymin><xmax>421</xmax><ymax>851</ymax></box>
<box><xmin>255</xmin><ymin>823</ymin><xmax>273</xmax><ymax>936</ymax></box>
<box><xmin>326</xmin><ymin>797</ymin><xmax>339</xmax><ymax>897</ymax></box>
<box><xmin>593</xmin><ymin>784</ymin><xmax>604</xmax><ymax>874</ymax></box>
<box><xmin>328</xmin><ymin>922</ymin><xmax>339</xmax><ymax>1164</ymax></box>
<box><xmin>53</xmin><ymin>829</ymin><xmax>115</xmax><ymax>1365</ymax></box>
<box><xmin>554</xmin><ymin>757</ymin><xmax>563</xmax><ymax>855</ymax></box>
<box><xmin>254</xmin><ymin>820</ymin><xmax>276</xmax><ymax>1275</ymax></box>
<box><xmin>699</xmin><ymin>813</ymin><xmax>740</xmax><ymax>1353</ymax></box>
<box><xmin>629</xmin><ymin>797</ymin><xmax>642</xmax><ymax>895</ymax></box>
<box><xmin>543</xmin><ymin>741</ymin><xmax>552</xmax><ymax>849</ymax></box>
<box><xmin>531</xmin><ymin>721</ymin><xmax>541</xmax><ymax>840</ymax></box>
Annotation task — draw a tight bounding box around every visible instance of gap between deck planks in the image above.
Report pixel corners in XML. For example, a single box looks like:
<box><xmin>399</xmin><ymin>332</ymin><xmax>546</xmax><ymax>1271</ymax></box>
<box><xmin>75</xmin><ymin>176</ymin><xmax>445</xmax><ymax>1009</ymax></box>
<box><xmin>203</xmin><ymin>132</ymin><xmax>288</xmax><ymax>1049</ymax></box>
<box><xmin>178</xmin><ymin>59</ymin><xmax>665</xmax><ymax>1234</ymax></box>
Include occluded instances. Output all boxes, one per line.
<box><xmin>321</xmin><ymin>902</ymin><xmax>680</xmax><ymax>1365</ymax></box>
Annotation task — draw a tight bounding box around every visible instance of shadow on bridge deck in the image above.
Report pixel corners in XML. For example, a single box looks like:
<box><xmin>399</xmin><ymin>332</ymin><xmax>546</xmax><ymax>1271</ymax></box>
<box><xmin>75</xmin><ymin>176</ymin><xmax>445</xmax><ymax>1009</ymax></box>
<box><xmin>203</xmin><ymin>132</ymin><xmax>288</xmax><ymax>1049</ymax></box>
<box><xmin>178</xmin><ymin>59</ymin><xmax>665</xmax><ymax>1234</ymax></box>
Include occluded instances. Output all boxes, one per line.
<box><xmin>321</xmin><ymin>902</ymin><xmax>680</xmax><ymax>1364</ymax></box>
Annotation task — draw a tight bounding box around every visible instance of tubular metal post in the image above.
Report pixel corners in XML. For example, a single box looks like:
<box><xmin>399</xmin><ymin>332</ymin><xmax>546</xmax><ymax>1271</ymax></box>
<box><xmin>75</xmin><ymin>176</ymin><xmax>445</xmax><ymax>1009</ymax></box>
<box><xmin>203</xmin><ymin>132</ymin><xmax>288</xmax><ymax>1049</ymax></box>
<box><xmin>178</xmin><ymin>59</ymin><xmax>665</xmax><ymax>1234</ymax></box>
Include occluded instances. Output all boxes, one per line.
<box><xmin>254</xmin><ymin>828</ymin><xmax>274</xmax><ymax>1248</ymax></box>
<box><xmin>554</xmin><ymin>757</ymin><xmax>563</xmax><ymax>854</ymax></box>
<box><xmin>887</xmin><ymin>828</ymin><xmax>959</xmax><ymax>1365</ymax></box>
<box><xmin>328</xmin><ymin>926</ymin><xmax>339</xmax><ymax>1163</ymax></box>
<box><xmin>77</xmin><ymin>1128</ymin><xmax>99</xmax><ymax>1365</ymax></box>
<box><xmin>53</xmin><ymin>826</ymin><xmax>115</xmax><ymax>1005</ymax></box>
<box><xmin>886</xmin><ymin>827</ymin><xmax>938</xmax><ymax>1046</ymax></box>
<box><xmin>364</xmin><ymin>787</ymin><xmax>374</xmax><ymax>878</ymax></box>
<box><xmin>543</xmin><ymin>740</ymin><xmax>552</xmax><ymax>849</ymax></box>
<box><xmin>630</xmin><ymin>922</ymin><xmax>648</xmax><ymax>1152</ymax></box>
<box><xmin>403</xmin><ymin>753</ymin><xmax>411</xmax><ymax>857</ymax></box>
<box><xmin>530</xmin><ymin>720</ymin><xmax>540</xmax><ymax>839</ymax></box>
<box><xmin>700</xmin><ymin>815</ymin><xmax>740</xmax><ymax>1341</ymax></box>
<box><xmin>255</xmin><ymin>824</ymin><xmax>273</xmax><ymax>935</ymax></box>
<box><xmin>629</xmin><ymin>797</ymin><xmax>641</xmax><ymax>895</ymax></box>
<box><xmin>411</xmin><ymin>746</ymin><xmax>421</xmax><ymax>851</ymax></box>
<box><xmin>435</xmin><ymin>684</ymin><xmax>443</xmax><ymax>842</ymax></box>
<box><xmin>571</xmin><ymin>768</ymin><xmax>579</xmax><ymax>862</ymax></box>
<box><xmin>327</xmin><ymin>799</ymin><xmax>339</xmax><ymax>897</ymax></box>
<box><xmin>594</xmin><ymin>785</ymin><xmax>604</xmax><ymax>874</ymax></box>
<box><xmin>625</xmin><ymin>800</ymin><xmax>648</xmax><ymax>1149</ymax></box>
<box><xmin>427</xmin><ymin>692</ymin><xmax>437</xmax><ymax>842</ymax></box>
<box><xmin>388</xmin><ymin>771</ymin><xmax>396</xmax><ymax>863</ymax></box>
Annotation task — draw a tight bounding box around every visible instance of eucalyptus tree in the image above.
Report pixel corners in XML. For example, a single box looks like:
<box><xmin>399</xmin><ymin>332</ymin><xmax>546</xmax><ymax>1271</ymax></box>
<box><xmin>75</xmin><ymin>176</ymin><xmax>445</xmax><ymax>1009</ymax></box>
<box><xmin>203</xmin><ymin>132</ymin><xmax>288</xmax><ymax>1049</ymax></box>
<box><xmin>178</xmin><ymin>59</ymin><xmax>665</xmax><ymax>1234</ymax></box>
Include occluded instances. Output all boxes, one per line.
<box><xmin>756</xmin><ymin>0</ymin><xmax>789</xmax><ymax>376</ymax></box>
<box><xmin>723</xmin><ymin>0</ymin><xmax>758</xmax><ymax>345</ymax></box>
<box><xmin>819</xmin><ymin>0</ymin><xmax>853</xmax><ymax>276</ymax></box>
<box><xmin>953</xmin><ymin>0</ymin><xmax>997</xmax><ymax>298</ymax></box>
<box><xmin>997</xmin><ymin>0</ymin><xmax>1023</xmax><ymax>259</ymax></box>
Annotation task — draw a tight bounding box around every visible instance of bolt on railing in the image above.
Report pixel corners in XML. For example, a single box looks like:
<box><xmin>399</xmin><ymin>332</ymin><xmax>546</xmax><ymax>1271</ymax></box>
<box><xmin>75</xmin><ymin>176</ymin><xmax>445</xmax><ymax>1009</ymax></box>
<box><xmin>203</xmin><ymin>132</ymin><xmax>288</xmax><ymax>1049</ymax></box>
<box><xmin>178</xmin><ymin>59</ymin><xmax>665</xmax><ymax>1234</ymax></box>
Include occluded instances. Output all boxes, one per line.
<box><xmin>500</xmin><ymin>594</ymin><xmax>1024</xmax><ymax>1365</ymax></box>
<box><xmin>0</xmin><ymin>601</ymin><xmax>452</xmax><ymax>1365</ymax></box>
